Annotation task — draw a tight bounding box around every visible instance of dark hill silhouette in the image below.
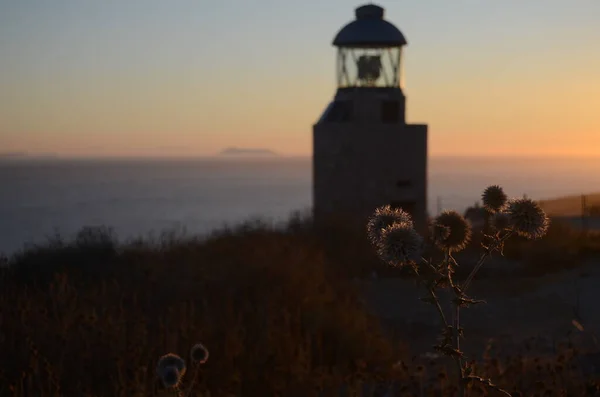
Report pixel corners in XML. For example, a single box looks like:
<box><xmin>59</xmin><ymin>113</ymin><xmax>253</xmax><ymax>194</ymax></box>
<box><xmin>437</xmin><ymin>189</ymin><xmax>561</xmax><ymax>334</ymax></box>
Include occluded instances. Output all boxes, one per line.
<box><xmin>219</xmin><ymin>147</ymin><xmax>278</xmax><ymax>157</ymax></box>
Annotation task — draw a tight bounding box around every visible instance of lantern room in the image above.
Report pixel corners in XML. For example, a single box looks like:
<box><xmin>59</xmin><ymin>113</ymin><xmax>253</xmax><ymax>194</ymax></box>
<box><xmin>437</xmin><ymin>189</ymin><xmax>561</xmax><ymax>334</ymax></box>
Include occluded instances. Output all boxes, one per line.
<box><xmin>332</xmin><ymin>4</ymin><xmax>407</xmax><ymax>88</ymax></box>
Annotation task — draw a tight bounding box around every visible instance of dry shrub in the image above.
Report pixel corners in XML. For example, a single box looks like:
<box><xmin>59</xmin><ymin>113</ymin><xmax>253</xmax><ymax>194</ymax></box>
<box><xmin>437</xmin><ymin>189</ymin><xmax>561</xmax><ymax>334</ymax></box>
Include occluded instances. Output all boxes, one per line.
<box><xmin>287</xmin><ymin>211</ymin><xmax>386</xmax><ymax>279</ymax></box>
<box><xmin>0</xmin><ymin>221</ymin><xmax>401</xmax><ymax>397</ymax></box>
<box><xmin>473</xmin><ymin>338</ymin><xmax>600</xmax><ymax>396</ymax></box>
<box><xmin>6</xmin><ymin>215</ymin><xmax>600</xmax><ymax>396</ymax></box>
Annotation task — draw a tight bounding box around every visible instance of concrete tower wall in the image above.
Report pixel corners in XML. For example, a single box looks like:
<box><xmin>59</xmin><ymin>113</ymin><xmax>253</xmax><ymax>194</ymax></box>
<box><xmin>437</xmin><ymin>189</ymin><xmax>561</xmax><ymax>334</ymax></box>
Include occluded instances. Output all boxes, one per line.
<box><xmin>313</xmin><ymin>120</ymin><xmax>427</xmax><ymax>229</ymax></box>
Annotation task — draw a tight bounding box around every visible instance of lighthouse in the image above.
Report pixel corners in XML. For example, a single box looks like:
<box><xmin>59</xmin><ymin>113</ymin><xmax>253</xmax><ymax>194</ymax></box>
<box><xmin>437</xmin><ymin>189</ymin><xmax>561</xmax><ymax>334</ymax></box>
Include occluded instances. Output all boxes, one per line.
<box><xmin>313</xmin><ymin>4</ymin><xmax>428</xmax><ymax>230</ymax></box>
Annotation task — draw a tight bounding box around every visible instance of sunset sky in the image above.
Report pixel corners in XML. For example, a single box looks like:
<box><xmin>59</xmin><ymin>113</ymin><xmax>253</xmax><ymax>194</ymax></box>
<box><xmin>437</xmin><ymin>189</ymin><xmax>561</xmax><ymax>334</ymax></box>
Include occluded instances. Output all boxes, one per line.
<box><xmin>1</xmin><ymin>0</ymin><xmax>600</xmax><ymax>157</ymax></box>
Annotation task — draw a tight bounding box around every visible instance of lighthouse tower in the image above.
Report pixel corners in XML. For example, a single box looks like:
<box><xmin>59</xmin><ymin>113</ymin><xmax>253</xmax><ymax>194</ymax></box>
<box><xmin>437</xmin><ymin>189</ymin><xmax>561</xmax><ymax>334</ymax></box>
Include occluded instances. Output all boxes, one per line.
<box><xmin>313</xmin><ymin>4</ymin><xmax>428</xmax><ymax>229</ymax></box>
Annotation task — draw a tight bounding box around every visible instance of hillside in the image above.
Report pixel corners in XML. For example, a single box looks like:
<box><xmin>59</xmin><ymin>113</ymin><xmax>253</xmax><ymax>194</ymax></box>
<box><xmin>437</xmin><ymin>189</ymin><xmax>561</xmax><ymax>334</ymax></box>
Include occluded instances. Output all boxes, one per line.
<box><xmin>539</xmin><ymin>193</ymin><xmax>600</xmax><ymax>216</ymax></box>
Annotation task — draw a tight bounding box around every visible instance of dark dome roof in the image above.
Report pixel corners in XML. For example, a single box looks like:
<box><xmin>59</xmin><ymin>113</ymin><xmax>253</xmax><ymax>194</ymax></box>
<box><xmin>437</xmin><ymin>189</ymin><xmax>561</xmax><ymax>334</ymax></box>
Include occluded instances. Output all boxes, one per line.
<box><xmin>332</xmin><ymin>4</ymin><xmax>407</xmax><ymax>48</ymax></box>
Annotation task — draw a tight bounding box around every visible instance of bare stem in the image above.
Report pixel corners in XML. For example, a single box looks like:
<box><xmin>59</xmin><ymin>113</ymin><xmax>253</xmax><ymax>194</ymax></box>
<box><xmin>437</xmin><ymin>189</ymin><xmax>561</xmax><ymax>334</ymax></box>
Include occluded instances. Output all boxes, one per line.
<box><xmin>185</xmin><ymin>364</ymin><xmax>202</xmax><ymax>397</ymax></box>
<box><xmin>455</xmin><ymin>229</ymin><xmax>513</xmax><ymax>397</ymax></box>
<box><xmin>417</xmin><ymin>260</ymin><xmax>448</xmax><ymax>328</ymax></box>
<box><xmin>454</xmin><ymin>303</ymin><xmax>465</xmax><ymax>397</ymax></box>
<box><xmin>465</xmin><ymin>376</ymin><xmax>512</xmax><ymax>396</ymax></box>
<box><xmin>429</xmin><ymin>287</ymin><xmax>448</xmax><ymax>327</ymax></box>
<box><xmin>462</xmin><ymin>231</ymin><xmax>513</xmax><ymax>293</ymax></box>
<box><xmin>445</xmin><ymin>250</ymin><xmax>465</xmax><ymax>397</ymax></box>
<box><xmin>174</xmin><ymin>385</ymin><xmax>184</xmax><ymax>397</ymax></box>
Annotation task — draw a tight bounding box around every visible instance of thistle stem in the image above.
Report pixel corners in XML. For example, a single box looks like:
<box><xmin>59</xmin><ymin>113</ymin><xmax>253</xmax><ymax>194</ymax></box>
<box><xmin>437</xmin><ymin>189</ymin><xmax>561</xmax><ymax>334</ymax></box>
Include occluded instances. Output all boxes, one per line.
<box><xmin>454</xmin><ymin>304</ymin><xmax>464</xmax><ymax>397</ymax></box>
<box><xmin>185</xmin><ymin>364</ymin><xmax>202</xmax><ymax>397</ymax></box>
<box><xmin>174</xmin><ymin>385</ymin><xmax>184</xmax><ymax>397</ymax></box>
<box><xmin>415</xmin><ymin>260</ymin><xmax>460</xmax><ymax>393</ymax></box>
<box><xmin>446</xmin><ymin>250</ymin><xmax>465</xmax><ymax>397</ymax></box>
<box><xmin>465</xmin><ymin>376</ymin><xmax>512</xmax><ymax>396</ymax></box>
<box><xmin>462</xmin><ymin>231</ymin><xmax>513</xmax><ymax>293</ymax></box>
<box><xmin>429</xmin><ymin>287</ymin><xmax>447</xmax><ymax>327</ymax></box>
<box><xmin>416</xmin><ymin>261</ymin><xmax>448</xmax><ymax>328</ymax></box>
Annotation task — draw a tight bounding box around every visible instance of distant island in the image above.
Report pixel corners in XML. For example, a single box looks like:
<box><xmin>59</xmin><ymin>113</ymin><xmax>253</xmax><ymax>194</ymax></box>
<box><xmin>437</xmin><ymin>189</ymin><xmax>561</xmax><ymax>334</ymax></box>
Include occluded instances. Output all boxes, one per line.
<box><xmin>0</xmin><ymin>152</ymin><xmax>57</xmax><ymax>160</ymax></box>
<box><xmin>0</xmin><ymin>152</ymin><xmax>28</xmax><ymax>158</ymax></box>
<box><xmin>219</xmin><ymin>147</ymin><xmax>278</xmax><ymax>157</ymax></box>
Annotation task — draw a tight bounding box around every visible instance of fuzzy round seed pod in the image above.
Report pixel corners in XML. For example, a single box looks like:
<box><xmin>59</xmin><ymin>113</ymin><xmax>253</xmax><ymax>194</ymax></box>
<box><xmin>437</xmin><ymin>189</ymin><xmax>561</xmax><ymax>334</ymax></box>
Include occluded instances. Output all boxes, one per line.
<box><xmin>157</xmin><ymin>353</ymin><xmax>186</xmax><ymax>380</ymax></box>
<box><xmin>430</xmin><ymin>223</ymin><xmax>451</xmax><ymax>245</ymax></box>
<box><xmin>433</xmin><ymin>210</ymin><xmax>472</xmax><ymax>252</ymax></box>
<box><xmin>160</xmin><ymin>365</ymin><xmax>182</xmax><ymax>388</ymax></box>
<box><xmin>367</xmin><ymin>205</ymin><xmax>414</xmax><ymax>246</ymax></box>
<box><xmin>491</xmin><ymin>211</ymin><xmax>511</xmax><ymax>231</ymax></box>
<box><xmin>190</xmin><ymin>343</ymin><xmax>209</xmax><ymax>364</ymax></box>
<box><xmin>506</xmin><ymin>198</ymin><xmax>549</xmax><ymax>239</ymax></box>
<box><xmin>377</xmin><ymin>222</ymin><xmax>423</xmax><ymax>266</ymax></box>
<box><xmin>482</xmin><ymin>185</ymin><xmax>508</xmax><ymax>213</ymax></box>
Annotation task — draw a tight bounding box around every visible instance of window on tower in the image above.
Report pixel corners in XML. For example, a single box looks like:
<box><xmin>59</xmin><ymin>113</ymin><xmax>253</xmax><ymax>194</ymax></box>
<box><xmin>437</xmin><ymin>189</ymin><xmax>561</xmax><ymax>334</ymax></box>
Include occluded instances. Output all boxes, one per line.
<box><xmin>396</xmin><ymin>179</ymin><xmax>411</xmax><ymax>188</ymax></box>
<box><xmin>381</xmin><ymin>100</ymin><xmax>399</xmax><ymax>123</ymax></box>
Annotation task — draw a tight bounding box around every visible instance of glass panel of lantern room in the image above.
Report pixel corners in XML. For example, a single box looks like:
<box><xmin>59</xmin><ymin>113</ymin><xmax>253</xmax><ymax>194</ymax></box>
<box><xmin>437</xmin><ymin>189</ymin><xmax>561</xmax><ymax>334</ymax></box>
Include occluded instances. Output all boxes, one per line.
<box><xmin>338</xmin><ymin>47</ymin><xmax>403</xmax><ymax>88</ymax></box>
<box><xmin>388</xmin><ymin>46</ymin><xmax>404</xmax><ymax>89</ymax></box>
<box><xmin>379</xmin><ymin>46</ymin><xmax>402</xmax><ymax>88</ymax></box>
<box><xmin>337</xmin><ymin>48</ymin><xmax>351</xmax><ymax>88</ymax></box>
<box><xmin>336</xmin><ymin>49</ymin><xmax>343</xmax><ymax>87</ymax></box>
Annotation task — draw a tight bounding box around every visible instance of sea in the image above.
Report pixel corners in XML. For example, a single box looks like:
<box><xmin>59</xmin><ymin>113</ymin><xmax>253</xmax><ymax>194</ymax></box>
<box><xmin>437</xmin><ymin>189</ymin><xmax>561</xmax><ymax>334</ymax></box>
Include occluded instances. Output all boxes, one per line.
<box><xmin>2</xmin><ymin>156</ymin><xmax>600</xmax><ymax>256</ymax></box>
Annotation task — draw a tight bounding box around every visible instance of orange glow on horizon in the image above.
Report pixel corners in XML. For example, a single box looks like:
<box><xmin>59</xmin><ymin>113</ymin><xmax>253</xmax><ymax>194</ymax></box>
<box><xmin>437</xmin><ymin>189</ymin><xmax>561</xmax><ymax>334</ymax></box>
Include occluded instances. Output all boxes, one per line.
<box><xmin>1</xmin><ymin>2</ymin><xmax>599</xmax><ymax>158</ymax></box>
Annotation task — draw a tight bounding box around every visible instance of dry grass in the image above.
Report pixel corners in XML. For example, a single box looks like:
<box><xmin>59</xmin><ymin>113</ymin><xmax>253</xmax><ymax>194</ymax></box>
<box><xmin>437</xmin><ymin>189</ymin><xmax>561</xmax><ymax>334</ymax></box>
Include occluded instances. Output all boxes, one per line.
<box><xmin>2</xmin><ymin>215</ymin><xmax>600</xmax><ymax>396</ymax></box>
<box><xmin>0</xmin><ymin>218</ymin><xmax>403</xmax><ymax>397</ymax></box>
<box><xmin>502</xmin><ymin>219</ymin><xmax>600</xmax><ymax>276</ymax></box>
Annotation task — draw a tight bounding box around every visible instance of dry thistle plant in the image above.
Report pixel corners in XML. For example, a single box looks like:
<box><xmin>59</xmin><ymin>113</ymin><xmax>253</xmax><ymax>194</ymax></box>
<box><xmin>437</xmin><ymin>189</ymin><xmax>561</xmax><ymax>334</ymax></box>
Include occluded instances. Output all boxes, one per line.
<box><xmin>367</xmin><ymin>185</ymin><xmax>550</xmax><ymax>397</ymax></box>
<box><xmin>156</xmin><ymin>343</ymin><xmax>209</xmax><ymax>397</ymax></box>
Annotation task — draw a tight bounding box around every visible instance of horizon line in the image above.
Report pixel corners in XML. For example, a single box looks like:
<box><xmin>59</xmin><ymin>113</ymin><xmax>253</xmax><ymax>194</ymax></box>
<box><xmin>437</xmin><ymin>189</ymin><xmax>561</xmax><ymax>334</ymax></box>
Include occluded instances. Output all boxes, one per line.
<box><xmin>4</xmin><ymin>153</ymin><xmax>600</xmax><ymax>161</ymax></box>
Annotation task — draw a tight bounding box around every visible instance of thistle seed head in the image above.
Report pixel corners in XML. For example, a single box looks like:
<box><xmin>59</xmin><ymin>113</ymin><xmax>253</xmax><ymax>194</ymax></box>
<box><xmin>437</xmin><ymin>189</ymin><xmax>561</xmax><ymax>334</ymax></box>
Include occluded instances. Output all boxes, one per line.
<box><xmin>433</xmin><ymin>210</ymin><xmax>472</xmax><ymax>252</ymax></box>
<box><xmin>160</xmin><ymin>365</ymin><xmax>182</xmax><ymax>388</ymax></box>
<box><xmin>376</xmin><ymin>222</ymin><xmax>423</xmax><ymax>266</ymax></box>
<box><xmin>190</xmin><ymin>343</ymin><xmax>209</xmax><ymax>364</ymax></box>
<box><xmin>491</xmin><ymin>211</ymin><xmax>511</xmax><ymax>231</ymax></box>
<box><xmin>157</xmin><ymin>353</ymin><xmax>186</xmax><ymax>380</ymax></box>
<box><xmin>506</xmin><ymin>198</ymin><xmax>550</xmax><ymax>239</ymax></box>
<box><xmin>430</xmin><ymin>223</ymin><xmax>451</xmax><ymax>244</ymax></box>
<box><xmin>482</xmin><ymin>185</ymin><xmax>508</xmax><ymax>213</ymax></box>
<box><xmin>367</xmin><ymin>205</ymin><xmax>414</xmax><ymax>246</ymax></box>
